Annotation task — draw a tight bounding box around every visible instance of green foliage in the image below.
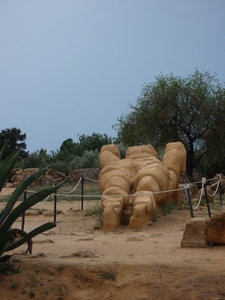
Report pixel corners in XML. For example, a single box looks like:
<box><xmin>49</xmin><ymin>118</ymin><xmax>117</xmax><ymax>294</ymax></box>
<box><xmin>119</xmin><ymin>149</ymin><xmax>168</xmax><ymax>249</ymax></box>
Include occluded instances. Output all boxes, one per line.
<box><xmin>116</xmin><ymin>143</ymin><xmax>128</xmax><ymax>159</ymax></box>
<box><xmin>15</xmin><ymin>149</ymin><xmax>52</xmax><ymax>169</ymax></box>
<box><xmin>74</xmin><ymin>150</ymin><xmax>99</xmax><ymax>169</ymax></box>
<box><xmin>0</xmin><ymin>147</ymin><xmax>66</xmax><ymax>262</ymax></box>
<box><xmin>115</xmin><ymin>70</ymin><xmax>225</xmax><ymax>177</ymax></box>
<box><xmin>54</xmin><ymin>132</ymin><xmax>114</xmax><ymax>163</ymax></box>
<box><xmin>50</xmin><ymin>160</ymin><xmax>71</xmax><ymax>176</ymax></box>
<box><xmin>17</xmin><ymin>132</ymin><xmax>115</xmax><ymax>173</ymax></box>
<box><xmin>160</xmin><ymin>201</ymin><xmax>174</xmax><ymax>215</ymax></box>
<box><xmin>78</xmin><ymin>133</ymin><xmax>114</xmax><ymax>152</ymax></box>
<box><xmin>0</xmin><ymin>128</ymin><xmax>28</xmax><ymax>160</ymax></box>
<box><xmin>85</xmin><ymin>201</ymin><xmax>103</xmax><ymax>229</ymax></box>
<box><xmin>100</xmin><ymin>270</ymin><xmax>117</xmax><ymax>281</ymax></box>
<box><xmin>57</xmin><ymin>138</ymin><xmax>83</xmax><ymax>161</ymax></box>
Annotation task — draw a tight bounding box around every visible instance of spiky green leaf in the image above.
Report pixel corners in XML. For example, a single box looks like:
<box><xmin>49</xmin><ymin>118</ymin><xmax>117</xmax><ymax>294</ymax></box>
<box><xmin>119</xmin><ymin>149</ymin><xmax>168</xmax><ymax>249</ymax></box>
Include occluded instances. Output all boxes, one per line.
<box><xmin>0</xmin><ymin>179</ymin><xmax>66</xmax><ymax>233</ymax></box>
<box><xmin>0</xmin><ymin>167</ymin><xmax>49</xmax><ymax>226</ymax></box>
<box><xmin>0</xmin><ymin>144</ymin><xmax>6</xmax><ymax>162</ymax></box>
<box><xmin>0</xmin><ymin>150</ymin><xmax>20</xmax><ymax>192</ymax></box>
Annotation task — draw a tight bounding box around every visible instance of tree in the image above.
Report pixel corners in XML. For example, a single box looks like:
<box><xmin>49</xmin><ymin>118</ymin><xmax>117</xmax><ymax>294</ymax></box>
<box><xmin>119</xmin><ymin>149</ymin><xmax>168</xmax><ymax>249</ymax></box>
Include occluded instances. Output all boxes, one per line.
<box><xmin>115</xmin><ymin>70</ymin><xmax>225</xmax><ymax>178</ymax></box>
<box><xmin>56</xmin><ymin>138</ymin><xmax>81</xmax><ymax>161</ymax></box>
<box><xmin>47</xmin><ymin>133</ymin><xmax>114</xmax><ymax>172</ymax></box>
<box><xmin>16</xmin><ymin>148</ymin><xmax>52</xmax><ymax>169</ymax></box>
<box><xmin>0</xmin><ymin>128</ymin><xmax>28</xmax><ymax>160</ymax></box>
<box><xmin>78</xmin><ymin>133</ymin><xmax>114</xmax><ymax>152</ymax></box>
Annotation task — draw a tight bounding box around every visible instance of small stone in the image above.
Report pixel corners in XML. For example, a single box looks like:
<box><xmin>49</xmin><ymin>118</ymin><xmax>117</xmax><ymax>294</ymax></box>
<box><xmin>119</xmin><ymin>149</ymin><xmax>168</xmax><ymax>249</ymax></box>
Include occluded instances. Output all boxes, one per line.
<box><xmin>33</xmin><ymin>239</ymin><xmax>54</xmax><ymax>244</ymax></box>
<box><xmin>126</xmin><ymin>236</ymin><xmax>144</xmax><ymax>241</ymax></box>
<box><xmin>70</xmin><ymin>232</ymin><xmax>86</xmax><ymax>236</ymax></box>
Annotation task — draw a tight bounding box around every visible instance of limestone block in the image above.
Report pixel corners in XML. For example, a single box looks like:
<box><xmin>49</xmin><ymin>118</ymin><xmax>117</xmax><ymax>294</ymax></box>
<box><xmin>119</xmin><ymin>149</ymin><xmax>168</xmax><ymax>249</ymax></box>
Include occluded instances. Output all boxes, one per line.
<box><xmin>162</xmin><ymin>142</ymin><xmax>186</xmax><ymax>175</ymax></box>
<box><xmin>99</xmin><ymin>142</ymin><xmax>187</xmax><ymax>231</ymax></box>
<box><xmin>125</xmin><ymin>145</ymin><xmax>158</xmax><ymax>159</ymax></box>
<box><xmin>11</xmin><ymin>174</ymin><xmax>23</xmax><ymax>183</ymax></box>
<box><xmin>98</xmin><ymin>166</ymin><xmax>131</xmax><ymax>195</ymax></box>
<box><xmin>162</xmin><ymin>142</ymin><xmax>186</xmax><ymax>204</ymax></box>
<box><xmin>206</xmin><ymin>212</ymin><xmax>225</xmax><ymax>244</ymax></box>
<box><xmin>23</xmin><ymin>168</ymin><xmax>39</xmax><ymax>176</ymax></box>
<box><xmin>12</xmin><ymin>168</ymin><xmax>23</xmax><ymax>175</ymax></box>
<box><xmin>99</xmin><ymin>144</ymin><xmax>121</xmax><ymax>169</ymax></box>
<box><xmin>102</xmin><ymin>202</ymin><xmax>122</xmax><ymax>232</ymax></box>
<box><xmin>181</xmin><ymin>218</ymin><xmax>209</xmax><ymax>248</ymax></box>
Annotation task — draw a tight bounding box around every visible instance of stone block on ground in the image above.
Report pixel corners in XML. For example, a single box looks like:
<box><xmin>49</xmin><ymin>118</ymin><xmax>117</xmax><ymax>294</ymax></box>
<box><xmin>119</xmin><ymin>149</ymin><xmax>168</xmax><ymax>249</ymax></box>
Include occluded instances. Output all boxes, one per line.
<box><xmin>206</xmin><ymin>212</ymin><xmax>225</xmax><ymax>244</ymax></box>
<box><xmin>181</xmin><ymin>217</ymin><xmax>209</xmax><ymax>248</ymax></box>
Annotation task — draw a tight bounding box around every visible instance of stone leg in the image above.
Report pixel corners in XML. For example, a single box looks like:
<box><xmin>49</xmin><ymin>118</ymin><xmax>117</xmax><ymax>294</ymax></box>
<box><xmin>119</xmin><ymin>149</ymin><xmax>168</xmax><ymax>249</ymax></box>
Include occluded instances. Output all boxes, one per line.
<box><xmin>129</xmin><ymin>203</ymin><xmax>148</xmax><ymax>229</ymax></box>
<box><xmin>129</xmin><ymin>193</ymin><xmax>156</xmax><ymax>230</ymax></box>
<box><xmin>102</xmin><ymin>201</ymin><xmax>122</xmax><ymax>232</ymax></box>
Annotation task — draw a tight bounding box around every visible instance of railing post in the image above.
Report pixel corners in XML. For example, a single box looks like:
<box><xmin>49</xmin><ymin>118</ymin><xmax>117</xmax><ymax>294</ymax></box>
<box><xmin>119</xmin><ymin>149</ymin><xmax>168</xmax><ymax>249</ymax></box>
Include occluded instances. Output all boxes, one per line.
<box><xmin>204</xmin><ymin>183</ymin><xmax>211</xmax><ymax>218</ymax></box>
<box><xmin>218</xmin><ymin>175</ymin><xmax>223</xmax><ymax>204</ymax></box>
<box><xmin>54</xmin><ymin>189</ymin><xmax>57</xmax><ymax>223</ymax></box>
<box><xmin>186</xmin><ymin>184</ymin><xmax>194</xmax><ymax>218</ymax></box>
<box><xmin>21</xmin><ymin>190</ymin><xmax>27</xmax><ymax>231</ymax></box>
<box><xmin>81</xmin><ymin>176</ymin><xmax>84</xmax><ymax>211</ymax></box>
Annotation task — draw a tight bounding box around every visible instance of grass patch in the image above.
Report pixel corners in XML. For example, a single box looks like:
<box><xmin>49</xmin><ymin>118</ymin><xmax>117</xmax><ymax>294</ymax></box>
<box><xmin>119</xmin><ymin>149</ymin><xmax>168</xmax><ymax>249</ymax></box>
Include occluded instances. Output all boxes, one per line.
<box><xmin>85</xmin><ymin>201</ymin><xmax>103</xmax><ymax>229</ymax></box>
<box><xmin>160</xmin><ymin>201</ymin><xmax>174</xmax><ymax>215</ymax></box>
<box><xmin>100</xmin><ymin>270</ymin><xmax>117</xmax><ymax>281</ymax></box>
<box><xmin>26</xmin><ymin>182</ymin><xmax>101</xmax><ymax>202</ymax></box>
<box><xmin>0</xmin><ymin>195</ymin><xmax>16</xmax><ymax>203</ymax></box>
<box><xmin>10</xmin><ymin>283</ymin><xmax>19</xmax><ymax>290</ymax></box>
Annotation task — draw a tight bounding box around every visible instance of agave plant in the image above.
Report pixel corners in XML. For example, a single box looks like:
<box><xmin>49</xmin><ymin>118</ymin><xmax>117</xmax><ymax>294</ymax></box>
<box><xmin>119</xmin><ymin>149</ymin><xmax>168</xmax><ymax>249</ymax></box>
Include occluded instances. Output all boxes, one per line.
<box><xmin>0</xmin><ymin>146</ymin><xmax>66</xmax><ymax>261</ymax></box>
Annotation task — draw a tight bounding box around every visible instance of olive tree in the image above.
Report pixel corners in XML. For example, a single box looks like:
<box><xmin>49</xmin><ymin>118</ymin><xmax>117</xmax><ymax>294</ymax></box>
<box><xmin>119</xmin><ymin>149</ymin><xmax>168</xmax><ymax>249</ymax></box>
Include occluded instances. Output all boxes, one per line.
<box><xmin>115</xmin><ymin>70</ymin><xmax>225</xmax><ymax>177</ymax></box>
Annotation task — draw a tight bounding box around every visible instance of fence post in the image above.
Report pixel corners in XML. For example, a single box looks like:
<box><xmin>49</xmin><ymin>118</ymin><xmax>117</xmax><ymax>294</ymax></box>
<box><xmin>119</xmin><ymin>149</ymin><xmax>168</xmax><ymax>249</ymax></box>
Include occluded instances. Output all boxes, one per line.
<box><xmin>219</xmin><ymin>175</ymin><xmax>222</xmax><ymax>204</ymax></box>
<box><xmin>204</xmin><ymin>183</ymin><xmax>211</xmax><ymax>218</ymax></box>
<box><xmin>81</xmin><ymin>176</ymin><xmax>84</xmax><ymax>210</ymax></box>
<box><xmin>186</xmin><ymin>184</ymin><xmax>194</xmax><ymax>218</ymax></box>
<box><xmin>54</xmin><ymin>189</ymin><xmax>57</xmax><ymax>223</ymax></box>
<box><xmin>21</xmin><ymin>190</ymin><xmax>27</xmax><ymax>231</ymax></box>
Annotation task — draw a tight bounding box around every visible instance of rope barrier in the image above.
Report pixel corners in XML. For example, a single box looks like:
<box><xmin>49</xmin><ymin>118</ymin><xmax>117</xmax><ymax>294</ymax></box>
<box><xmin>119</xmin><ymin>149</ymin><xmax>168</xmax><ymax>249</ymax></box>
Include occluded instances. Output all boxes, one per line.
<box><xmin>83</xmin><ymin>177</ymin><xmax>99</xmax><ymax>183</ymax></box>
<box><xmin>21</xmin><ymin>173</ymin><xmax>223</xmax><ymax>230</ymax></box>
<box><xmin>207</xmin><ymin>174</ymin><xmax>221</xmax><ymax>197</ymax></box>
<box><xmin>58</xmin><ymin>177</ymin><xmax>82</xmax><ymax>194</ymax></box>
<box><xmin>23</xmin><ymin>174</ymin><xmax>223</xmax><ymax>202</ymax></box>
<box><xmin>38</xmin><ymin>195</ymin><xmax>51</xmax><ymax>204</ymax></box>
<box><xmin>193</xmin><ymin>178</ymin><xmax>205</xmax><ymax>210</ymax></box>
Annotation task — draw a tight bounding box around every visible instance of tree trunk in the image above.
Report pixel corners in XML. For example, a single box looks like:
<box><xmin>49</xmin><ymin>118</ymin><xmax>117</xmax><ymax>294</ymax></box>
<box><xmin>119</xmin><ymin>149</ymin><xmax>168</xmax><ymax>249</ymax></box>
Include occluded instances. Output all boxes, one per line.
<box><xmin>186</xmin><ymin>140</ymin><xmax>194</xmax><ymax>177</ymax></box>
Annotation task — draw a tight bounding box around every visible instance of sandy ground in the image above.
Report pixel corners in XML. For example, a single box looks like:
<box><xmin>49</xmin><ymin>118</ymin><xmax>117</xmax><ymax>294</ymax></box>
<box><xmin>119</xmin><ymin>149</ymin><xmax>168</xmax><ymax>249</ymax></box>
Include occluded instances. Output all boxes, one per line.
<box><xmin>1</xmin><ymin>187</ymin><xmax>225</xmax><ymax>300</ymax></box>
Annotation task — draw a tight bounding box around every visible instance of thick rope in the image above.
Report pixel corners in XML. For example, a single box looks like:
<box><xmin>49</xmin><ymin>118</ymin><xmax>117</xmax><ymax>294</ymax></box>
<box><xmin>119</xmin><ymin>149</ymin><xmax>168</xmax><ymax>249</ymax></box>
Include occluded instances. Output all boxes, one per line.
<box><xmin>24</xmin><ymin>190</ymin><xmax>51</xmax><ymax>204</ymax></box>
<box><xmin>193</xmin><ymin>178</ymin><xmax>205</xmax><ymax>210</ymax></box>
<box><xmin>84</xmin><ymin>177</ymin><xmax>99</xmax><ymax>183</ymax></box>
<box><xmin>24</xmin><ymin>174</ymin><xmax>222</xmax><ymax>206</ymax></box>
<box><xmin>207</xmin><ymin>174</ymin><xmax>221</xmax><ymax>197</ymax></box>
<box><xmin>58</xmin><ymin>177</ymin><xmax>82</xmax><ymax>194</ymax></box>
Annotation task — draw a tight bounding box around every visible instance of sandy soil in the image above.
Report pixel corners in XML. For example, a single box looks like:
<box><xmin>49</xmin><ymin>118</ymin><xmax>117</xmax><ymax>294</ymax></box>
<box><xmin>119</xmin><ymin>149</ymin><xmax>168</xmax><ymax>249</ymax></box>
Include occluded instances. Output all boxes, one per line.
<box><xmin>1</xmin><ymin>187</ymin><xmax>225</xmax><ymax>300</ymax></box>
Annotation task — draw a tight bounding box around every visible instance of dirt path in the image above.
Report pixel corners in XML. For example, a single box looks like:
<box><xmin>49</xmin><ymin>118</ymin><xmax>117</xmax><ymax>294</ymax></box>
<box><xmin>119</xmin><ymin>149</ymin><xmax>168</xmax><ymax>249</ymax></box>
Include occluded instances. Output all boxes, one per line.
<box><xmin>1</xmin><ymin>188</ymin><xmax>225</xmax><ymax>300</ymax></box>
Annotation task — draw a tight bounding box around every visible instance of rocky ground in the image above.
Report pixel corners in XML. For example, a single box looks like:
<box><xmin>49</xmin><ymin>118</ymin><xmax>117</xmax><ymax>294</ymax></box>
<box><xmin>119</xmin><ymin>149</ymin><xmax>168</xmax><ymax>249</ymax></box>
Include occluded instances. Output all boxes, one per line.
<box><xmin>1</xmin><ymin>188</ymin><xmax>225</xmax><ymax>300</ymax></box>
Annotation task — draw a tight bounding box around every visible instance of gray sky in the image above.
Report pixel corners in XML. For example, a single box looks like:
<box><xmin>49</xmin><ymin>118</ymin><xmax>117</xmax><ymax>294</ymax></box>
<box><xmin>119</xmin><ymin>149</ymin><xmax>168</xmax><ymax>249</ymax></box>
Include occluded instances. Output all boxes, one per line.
<box><xmin>1</xmin><ymin>1</ymin><xmax>225</xmax><ymax>153</ymax></box>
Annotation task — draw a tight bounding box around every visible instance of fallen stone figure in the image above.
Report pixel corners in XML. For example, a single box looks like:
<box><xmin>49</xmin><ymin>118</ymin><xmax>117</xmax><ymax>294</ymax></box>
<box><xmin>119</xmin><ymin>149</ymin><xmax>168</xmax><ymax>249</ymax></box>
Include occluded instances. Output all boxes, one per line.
<box><xmin>99</xmin><ymin>142</ymin><xmax>186</xmax><ymax>231</ymax></box>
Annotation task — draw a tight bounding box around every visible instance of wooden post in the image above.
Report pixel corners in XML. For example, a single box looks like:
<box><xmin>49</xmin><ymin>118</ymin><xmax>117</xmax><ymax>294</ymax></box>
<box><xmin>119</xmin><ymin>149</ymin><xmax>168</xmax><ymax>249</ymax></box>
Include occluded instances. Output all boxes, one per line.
<box><xmin>81</xmin><ymin>176</ymin><xmax>84</xmax><ymax>211</ymax></box>
<box><xmin>54</xmin><ymin>190</ymin><xmax>57</xmax><ymax>223</ymax></box>
<box><xmin>204</xmin><ymin>183</ymin><xmax>211</xmax><ymax>218</ymax></box>
<box><xmin>186</xmin><ymin>185</ymin><xmax>194</xmax><ymax>218</ymax></box>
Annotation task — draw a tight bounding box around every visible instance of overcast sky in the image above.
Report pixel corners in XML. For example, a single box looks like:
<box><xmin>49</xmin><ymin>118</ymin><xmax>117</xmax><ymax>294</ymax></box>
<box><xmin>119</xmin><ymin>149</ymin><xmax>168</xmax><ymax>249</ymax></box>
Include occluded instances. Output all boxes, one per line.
<box><xmin>1</xmin><ymin>1</ymin><xmax>225</xmax><ymax>153</ymax></box>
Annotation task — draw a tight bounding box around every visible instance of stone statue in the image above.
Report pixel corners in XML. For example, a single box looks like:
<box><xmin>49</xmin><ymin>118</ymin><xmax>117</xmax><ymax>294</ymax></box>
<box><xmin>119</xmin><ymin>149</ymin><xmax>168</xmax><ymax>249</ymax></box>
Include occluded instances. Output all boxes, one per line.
<box><xmin>99</xmin><ymin>142</ymin><xmax>186</xmax><ymax>231</ymax></box>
